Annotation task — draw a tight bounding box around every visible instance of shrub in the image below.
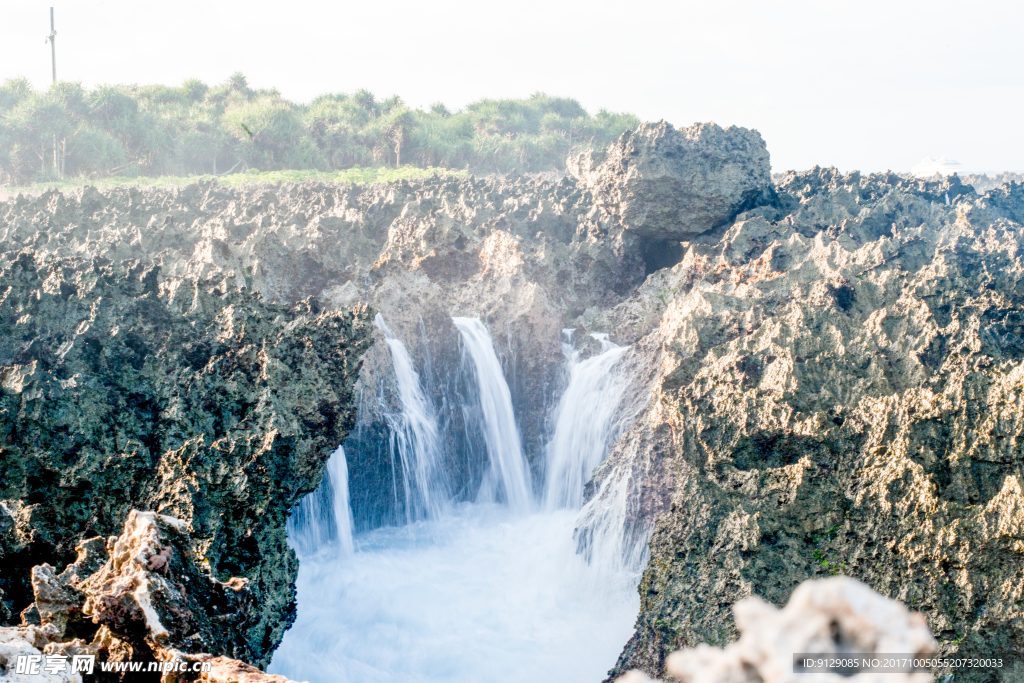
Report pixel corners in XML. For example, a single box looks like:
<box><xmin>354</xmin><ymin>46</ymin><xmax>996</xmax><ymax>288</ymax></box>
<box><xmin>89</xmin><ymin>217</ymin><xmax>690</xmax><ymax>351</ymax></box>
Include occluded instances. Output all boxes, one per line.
<box><xmin>0</xmin><ymin>78</ymin><xmax>639</xmax><ymax>186</ymax></box>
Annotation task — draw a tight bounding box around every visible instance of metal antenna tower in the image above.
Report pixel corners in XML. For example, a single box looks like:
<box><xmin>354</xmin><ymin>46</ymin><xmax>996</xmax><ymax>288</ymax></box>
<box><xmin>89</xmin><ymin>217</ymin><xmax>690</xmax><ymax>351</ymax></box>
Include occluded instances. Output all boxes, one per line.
<box><xmin>45</xmin><ymin>8</ymin><xmax>56</xmax><ymax>84</ymax></box>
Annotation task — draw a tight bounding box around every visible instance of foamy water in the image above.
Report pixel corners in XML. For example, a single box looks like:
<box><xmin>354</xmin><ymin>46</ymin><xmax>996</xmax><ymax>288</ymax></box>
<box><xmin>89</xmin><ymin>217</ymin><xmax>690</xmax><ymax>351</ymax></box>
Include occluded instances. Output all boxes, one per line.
<box><xmin>268</xmin><ymin>504</ymin><xmax>639</xmax><ymax>683</ymax></box>
<box><xmin>271</xmin><ymin>321</ymin><xmax>642</xmax><ymax>682</ymax></box>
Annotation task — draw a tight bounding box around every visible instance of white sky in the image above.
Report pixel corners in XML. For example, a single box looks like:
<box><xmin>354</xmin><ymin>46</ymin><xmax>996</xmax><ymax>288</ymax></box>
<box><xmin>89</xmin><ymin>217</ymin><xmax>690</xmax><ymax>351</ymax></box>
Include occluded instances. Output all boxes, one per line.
<box><xmin>2</xmin><ymin>0</ymin><xmax>1022</xmax><ymax>174</ymax></box>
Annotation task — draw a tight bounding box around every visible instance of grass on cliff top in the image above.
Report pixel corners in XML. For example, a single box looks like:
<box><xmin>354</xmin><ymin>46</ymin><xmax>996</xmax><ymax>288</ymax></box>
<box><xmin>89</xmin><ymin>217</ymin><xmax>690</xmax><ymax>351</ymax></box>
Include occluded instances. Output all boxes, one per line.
<box><xmin>0</xmin><ymin>166</ymin><xmax>468</xmax><ymax>198</ymax></box>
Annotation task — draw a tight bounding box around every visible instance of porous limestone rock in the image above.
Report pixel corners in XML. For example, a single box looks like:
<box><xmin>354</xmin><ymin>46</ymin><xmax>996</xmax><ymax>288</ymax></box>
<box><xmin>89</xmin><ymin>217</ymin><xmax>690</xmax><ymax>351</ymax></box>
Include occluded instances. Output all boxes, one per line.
<box><xmin>598</xmin><ymin>169</ymin><xmax>1024</xmax><ymax>681</ymax></box>
<box><xmin>568</xmin><ymin>121</ymin><xmax>772</xmax><ymax>241</ymax></box>
<box><xmin>0</xmin><ymin>252</ymin><xmax>372</xmax><ymax>667</ymax></box>
<box><xmin>2</xmin><ymin>510</ymin><xmax>296</xmax><ymax>682</ymax></box>
<box><xmin>617</xmin><ymin>577</ymin><xmax>937</xmax><ymax>683</ymax></box>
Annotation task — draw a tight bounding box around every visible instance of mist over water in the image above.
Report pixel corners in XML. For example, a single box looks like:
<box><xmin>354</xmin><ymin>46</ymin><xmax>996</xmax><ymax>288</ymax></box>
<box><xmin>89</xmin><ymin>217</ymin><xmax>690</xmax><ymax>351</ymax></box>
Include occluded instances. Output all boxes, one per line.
<box><xmin>271</xmin><ymin>506</ymin><xmax>639</xmax><ymax>683</ymax></box>
<box><xmin>270</xmin><ymin>319</ymin><xmax>641</xmax><ymax>683</ymax></box>
<box><xmin>544</xmin><ymin>331</ymin><xmax>630</xmax><ymax>511</ymax></box>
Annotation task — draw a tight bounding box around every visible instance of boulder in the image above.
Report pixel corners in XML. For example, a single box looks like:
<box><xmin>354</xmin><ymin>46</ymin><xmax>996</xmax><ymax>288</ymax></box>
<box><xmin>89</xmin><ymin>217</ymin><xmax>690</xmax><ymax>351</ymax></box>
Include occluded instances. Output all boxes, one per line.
<box><xmin>569</xmin><ymin>121</ymin><xmax>772</xmax><ymax>240</ymax></box>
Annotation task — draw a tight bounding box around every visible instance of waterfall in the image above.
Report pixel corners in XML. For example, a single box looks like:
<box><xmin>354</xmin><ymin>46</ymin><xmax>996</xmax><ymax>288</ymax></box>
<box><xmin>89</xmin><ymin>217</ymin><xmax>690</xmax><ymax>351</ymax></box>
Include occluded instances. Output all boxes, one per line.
<box><xmin>328</xmin><ymin>447</ymin><xmax>356</xmax><ymax>556</ymax></box>
<box><xmin>273</xmin><ymin>324</ymin><xmax>644</xmax><ymax>683</ymax></box>
<box><xmin>375</xmin><ymin>313</ymin><xmax>449</xmax><ymax>521</ymax></box>
<box><xmin>287</xmin><ymin>446</ymin><xmax>355</xmax><ymax>558</ymax></box>
<box><xmin>573</xmin><ymin>464</ymin><xmax>649</xmax><ymax>578</ymax></box>
<box><xmin>452</xmin><ymin>317</ymin><xmax>532</xmax><ymax>512</ymax></box>
<box><xmin>542</xmin><ymin>331</ymin><xmax>643</xmax><ymax>579</ymax></box>
<box><xmin>543</xmin><ymin>333</ymin><xmax>629</xmax><ymax>510</ymax></box>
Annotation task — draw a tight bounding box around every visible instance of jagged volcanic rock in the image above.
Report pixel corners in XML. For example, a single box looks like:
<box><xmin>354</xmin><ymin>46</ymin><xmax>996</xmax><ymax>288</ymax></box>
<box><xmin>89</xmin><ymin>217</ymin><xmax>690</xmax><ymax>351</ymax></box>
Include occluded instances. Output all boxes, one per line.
<box><xmin>619</xmin><ymin>576</ymin><xmax>938</xmax><ymax>683</ymax></box>
<box><xmin>593</xmin><ymin>168</ymin><xmax>1024</xmax><ymax>680</ymax></box>
<box><xmin>0</xmin><ymin>252</ymin><xmax>372</xmax><ymax>667</ymax></box>
<box><xmin>568</xmin><ymin>121</ymin><xmax>772</xmax><ymax>241</ymax></box>
<box><xmin>1</xmin><ymin>510</ymin><xmax>298</xmax><ymax>682</ymax></box>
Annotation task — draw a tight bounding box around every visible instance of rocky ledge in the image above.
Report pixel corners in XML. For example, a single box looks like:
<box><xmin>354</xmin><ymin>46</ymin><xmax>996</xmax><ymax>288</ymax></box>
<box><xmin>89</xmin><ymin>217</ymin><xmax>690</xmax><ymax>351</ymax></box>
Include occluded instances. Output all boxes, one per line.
<box><xmin>2</xmin><ymin>118</ymin><xmax>1023</xmax><ymax>681</ymax></box>
<box><xmin>0</xmin><ymin>252</ymin><xmax>372</xmax><ymax>671</ymax></box>
<box><xmin>1</xmin><ymin>509</ymin><xmax>303</xmax><ymax>682</ymax></box>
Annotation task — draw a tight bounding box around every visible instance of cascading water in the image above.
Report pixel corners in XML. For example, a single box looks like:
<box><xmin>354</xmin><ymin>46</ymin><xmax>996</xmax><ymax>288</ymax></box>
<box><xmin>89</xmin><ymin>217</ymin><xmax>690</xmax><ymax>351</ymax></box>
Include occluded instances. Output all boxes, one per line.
<box><xmin>287</xmin><ymin>446</ymin><xmax>355</xmax><ymax>558</ymax></box>
<box><xmin>375</xmin><ymin>314</ymin><xmax>450</xmax><ymax>521</ymax></box>
<box><xmin>573</xmin><ymin>464</ymin><xmax>650</xmax><ymax>580</ymax></box>
<box><xmin>540</xmin><ymin>331</ymin><xmax>647</xmax><ymax>587</ymax></box>
<box><xmin>452</xmin><ymin>317</ymin><xmax>532</xmax><ymax>512</ymax></box>
<box><xmin>543</xmin><ymin>331</ymin><xmax>630</xmax><ymax>510</ymax></box>
<box><xmin>270</xmin><ymin>323</ymin><xmax>643</xmax><ymax>683</ymax></box>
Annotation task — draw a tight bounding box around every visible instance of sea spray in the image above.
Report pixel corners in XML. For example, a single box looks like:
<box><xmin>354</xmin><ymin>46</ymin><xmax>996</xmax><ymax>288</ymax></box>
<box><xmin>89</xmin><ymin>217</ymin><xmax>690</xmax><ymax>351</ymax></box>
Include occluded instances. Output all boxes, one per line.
<box><xmin>270</xmin><ymin>507</ymin><xmax>639</xmax><ymax>683</ymax></box>
<box><xmin>376</xmin><ymin>313</ymin><xmax>450</xmax><ymax>521</ymax></box>
<box><xmin>453</xmin><ymin>317</ymin><xmax>532</xmax><ymax>512</ymax></box>
<box><xmin>287</xmin><ymin>446</ymin><xmax>355</xmax><ymax>558</ymax></box>
<box><xmin>543</xmin><ymin>332</ymin><xmax>629</xmax><ymax>510</ymax></box>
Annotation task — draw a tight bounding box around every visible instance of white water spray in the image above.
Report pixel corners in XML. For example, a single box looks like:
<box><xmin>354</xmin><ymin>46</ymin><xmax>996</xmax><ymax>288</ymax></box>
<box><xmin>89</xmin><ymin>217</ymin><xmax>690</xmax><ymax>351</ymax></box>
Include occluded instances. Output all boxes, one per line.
<box><xmin>574</xmin><ymin>464</ymin><xmax>649</xmax><ymax>580</ymax></box>
<box><xmin>273</xmin><ymin>323</ymin><xmax>645</xmax><ymax>683</ymax></box>
<box><xmin>287</xmin><ymin>446</ymin><xmax>355</xmax><ymax>558</ymax></box>
<box><xmin>453</xmin><ymin>317</ymin><xmax>532</xmax><ymax>512</ymax></box>
<box><xmin>543</xmin><ymin>332</ymin><xmax>629</xmax><ymax>510</ymax></box>
<box><xmin>376</xmin><ymin>313</ymin><xmax>449</xmax><ymax>521</ymax></box>
<box><xmin>271</xmin><ymin>505</ymin><xmax>638</xmax><ymax>683</ymax></box>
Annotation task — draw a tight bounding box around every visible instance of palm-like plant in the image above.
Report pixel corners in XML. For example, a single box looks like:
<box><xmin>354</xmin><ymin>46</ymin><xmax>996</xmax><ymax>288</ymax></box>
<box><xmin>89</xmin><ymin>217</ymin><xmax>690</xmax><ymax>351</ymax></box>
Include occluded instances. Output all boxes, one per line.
<box><xmin>0</xmin><ymin>78</ymin><xmax>32</xmax><ymax>111</ymax></box>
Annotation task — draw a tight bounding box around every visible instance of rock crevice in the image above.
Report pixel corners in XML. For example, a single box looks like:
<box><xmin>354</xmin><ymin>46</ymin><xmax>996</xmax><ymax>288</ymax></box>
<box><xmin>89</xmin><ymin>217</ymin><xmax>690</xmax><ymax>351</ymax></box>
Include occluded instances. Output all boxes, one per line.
<box><xmin>2</xmin><ymin>120</ymin><xmax>1023</xmax><ymax>680</ymax></box>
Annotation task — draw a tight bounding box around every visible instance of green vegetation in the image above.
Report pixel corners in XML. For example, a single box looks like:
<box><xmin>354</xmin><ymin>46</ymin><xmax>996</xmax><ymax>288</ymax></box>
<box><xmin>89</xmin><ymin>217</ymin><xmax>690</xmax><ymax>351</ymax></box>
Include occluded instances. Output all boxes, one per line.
<box><xmin>811</xmin><ymin>524</ymin><xmax>847</xmax><ymax>575</ymax></box>
<box><xmin>0</xmin><ymin>166</ymin><xmax>467</xmax><ymax>196</ymax></box>
<box><xmin>0</xmin><ymin>73</ymin><xmax>639</xmax><ymax>186</ymax></box>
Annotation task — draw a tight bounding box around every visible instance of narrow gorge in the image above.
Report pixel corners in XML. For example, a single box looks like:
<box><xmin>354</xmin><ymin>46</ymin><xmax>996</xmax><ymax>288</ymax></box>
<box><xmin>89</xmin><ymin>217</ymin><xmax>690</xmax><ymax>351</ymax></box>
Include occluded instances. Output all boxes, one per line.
<box><xmin>1</xmin><ymin>120</ymin><xmax>1023</xmax><ymax>682</ymax></box>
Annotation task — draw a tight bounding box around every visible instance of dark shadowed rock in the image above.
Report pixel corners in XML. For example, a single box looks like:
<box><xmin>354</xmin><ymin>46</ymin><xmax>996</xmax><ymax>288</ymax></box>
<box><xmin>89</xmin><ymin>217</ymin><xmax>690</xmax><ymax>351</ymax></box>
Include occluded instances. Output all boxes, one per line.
<box><xmin>2</xmin><ymin>510</ymin><xmax>297</xmax><ymax>682</ymax></box>
<box><xmin>568</xmin><ymin>121</ymin><xmax>772</xmax><ymax>240</ymax></box>
<box><xmin>0</xmin><ymin>253</ymin><xmax>372</xmax><ymax>667</ymax></box>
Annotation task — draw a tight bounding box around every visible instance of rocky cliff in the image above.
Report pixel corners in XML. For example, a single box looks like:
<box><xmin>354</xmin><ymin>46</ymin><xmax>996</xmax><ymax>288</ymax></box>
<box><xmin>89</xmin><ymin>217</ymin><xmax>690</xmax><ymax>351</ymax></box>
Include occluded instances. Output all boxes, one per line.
<box><xmin>0</xmin><ymin>166</ymin><xmax>649</xmax><ymax>525</ymax></box>
<box><xmin>2</xmin><ymin>120</ymin><xmax>1023</xmax><ymax>679</ymax></box>
<box><xmin>0</xmin><ymin>250</ymin><xmax>371</xmax><ymax>669</ymax></box>
<box><xmin>595</xmin><ymin>170</ymin><xmax>1024</xmax><ymax>680</ymax></box>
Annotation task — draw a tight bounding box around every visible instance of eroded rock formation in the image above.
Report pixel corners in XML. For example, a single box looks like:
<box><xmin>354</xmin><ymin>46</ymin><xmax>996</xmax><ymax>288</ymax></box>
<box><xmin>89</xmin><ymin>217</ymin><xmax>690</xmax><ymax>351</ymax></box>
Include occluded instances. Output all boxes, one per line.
<box><xmin>0</xmin><ymin>252</ymin><xmax>371</xmax><ymax>667</ymax></box>
<box><xmin>618</xmin><ymin>577</ymin><xmax>941</xmax><ymax>683</ymax></box>
<box><xmin>597</xmin><ymin>170</ymin><xmax>1024</xmax><ymax>680</ymax></box>
<box><xmin>2</xmin><ymin>120</ymin><xmax>1023</xmax><ymax>681</ymax></box>
<box><xmin>1</xmin><ymin>510</ymin><xmax>298</xmax><ymax>681</ymax></box>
